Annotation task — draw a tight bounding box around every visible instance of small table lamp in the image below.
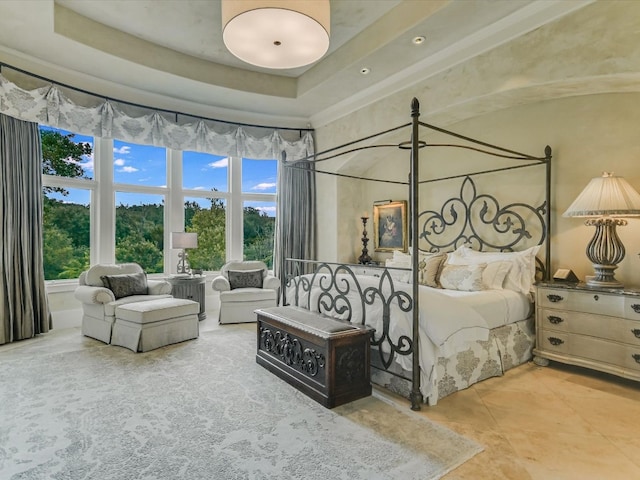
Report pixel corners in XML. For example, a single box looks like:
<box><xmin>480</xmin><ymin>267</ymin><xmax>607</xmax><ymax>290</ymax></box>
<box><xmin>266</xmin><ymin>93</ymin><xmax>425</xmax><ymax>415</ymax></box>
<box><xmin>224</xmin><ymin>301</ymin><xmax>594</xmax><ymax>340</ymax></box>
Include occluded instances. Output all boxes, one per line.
<box><xmin>171</xmin><ymin>232</ymin><xmax>198</xmax><ymax>275</ymax></box>
<box><xmin>563</xmin><ymin>172</ymin><xmax>640</xmax><ymax>288</ymax></box>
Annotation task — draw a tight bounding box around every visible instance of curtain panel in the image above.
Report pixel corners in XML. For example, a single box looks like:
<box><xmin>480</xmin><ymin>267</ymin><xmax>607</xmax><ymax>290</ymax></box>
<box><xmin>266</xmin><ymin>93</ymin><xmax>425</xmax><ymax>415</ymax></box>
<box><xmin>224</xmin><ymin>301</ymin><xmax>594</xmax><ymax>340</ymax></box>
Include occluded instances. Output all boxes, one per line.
<box><xmin>0</xmin><ymin>113</ymin><xmax>51</xmax><ymax>344</ymax></box>
<box><xmin>273</xmin><ymin>159</ymin><xmax>316</xmax><ymax>281</ymax></box>
<box><xmin>0</xmin><ymin>74</ymin><xmax>313</xmax><ymax>161</ymax></box>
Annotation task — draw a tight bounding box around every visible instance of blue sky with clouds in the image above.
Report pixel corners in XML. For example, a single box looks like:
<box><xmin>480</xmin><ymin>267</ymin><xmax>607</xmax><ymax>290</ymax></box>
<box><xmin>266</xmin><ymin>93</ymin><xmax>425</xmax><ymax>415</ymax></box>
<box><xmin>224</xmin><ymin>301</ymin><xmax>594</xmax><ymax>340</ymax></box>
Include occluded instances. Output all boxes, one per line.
<box><xmin>43</xmin><ymin>127</ymin><xmax>277</xmax><ymax>216</ymax></box>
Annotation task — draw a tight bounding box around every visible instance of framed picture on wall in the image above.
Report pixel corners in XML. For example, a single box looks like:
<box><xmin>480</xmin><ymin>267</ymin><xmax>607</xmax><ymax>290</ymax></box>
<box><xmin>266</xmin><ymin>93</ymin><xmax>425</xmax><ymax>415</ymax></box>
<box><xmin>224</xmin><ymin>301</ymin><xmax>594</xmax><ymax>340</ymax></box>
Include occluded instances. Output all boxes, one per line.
<box><xmin>373</xmin><ymin>200</ymin><xmax>408</xmax><ymax>252</ymax></box>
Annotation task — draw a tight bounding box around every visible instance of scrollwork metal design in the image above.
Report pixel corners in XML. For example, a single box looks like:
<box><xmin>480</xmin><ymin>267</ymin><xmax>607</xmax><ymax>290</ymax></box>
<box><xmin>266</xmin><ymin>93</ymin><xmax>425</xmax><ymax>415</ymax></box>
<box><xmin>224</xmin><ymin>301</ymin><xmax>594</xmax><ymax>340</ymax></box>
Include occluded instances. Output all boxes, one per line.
<box><xmin>548</xmin><ymin>315</ymin><xmax>564</xmax><ymax>325</ymax></box>
<box><xmin>416</xmin><ymin>176</ymin><xmax>547</xmax><ymax>258</ymax></box>
<box><xmin>283</xmin><ymin>260</ymin><xmax>413</xmax><ymax>371</ymax></box>
<box><xmin>259</xmin><ymin>326</ymin><xmax>325</xmax><ymax>377</ymax></box>
<box><xmin>547</xmin><ymin>294</ymin><xmax>563</xmax><ymax>303</ymax></box>
<box><xmin>633</xmin><ymin>354</ymin><xmax>640</xmax><ymax>364</ymax></box>
<box><xmin>631</xmin><ymin>304</ymin><xmax>640</xmax><ymax>314</ymax></box>
<box><xmin>548</xmin><ymin>337</ymin><xmax>564</xmax><ymax>346</ymax></box>
<box><xmin>631</xmin><ymin>329</ymin><xmax>640</xmax><ymax>339</ymax></box>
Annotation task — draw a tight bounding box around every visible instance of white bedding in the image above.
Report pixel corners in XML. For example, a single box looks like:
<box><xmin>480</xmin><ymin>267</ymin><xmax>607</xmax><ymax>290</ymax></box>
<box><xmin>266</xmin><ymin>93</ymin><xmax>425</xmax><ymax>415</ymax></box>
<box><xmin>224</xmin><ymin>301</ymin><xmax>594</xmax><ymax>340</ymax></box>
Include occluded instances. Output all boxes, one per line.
<box><xmin>427</xmin><ymin>287</ymin><xmax>533</xmax><ymax>329</ymax></box>
<box><xmin>286</xmin><ymin>272</ymin><xmax>533</xmax><ymax>402</ymax></box>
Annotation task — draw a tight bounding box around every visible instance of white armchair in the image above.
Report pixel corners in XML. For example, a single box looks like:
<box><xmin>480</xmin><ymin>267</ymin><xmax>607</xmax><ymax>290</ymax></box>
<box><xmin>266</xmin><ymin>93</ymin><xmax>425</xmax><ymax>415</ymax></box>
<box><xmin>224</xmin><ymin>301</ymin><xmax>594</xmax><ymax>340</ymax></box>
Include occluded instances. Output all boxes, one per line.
<box><xmin>74</xmin><ymin>263</ymin><xmax>172</xmax><ymax>343</ymax></box>
<box><xmin>212</xmin><ymin>260</ymin><xmax>279</xmax><ymax>324</ymax></box>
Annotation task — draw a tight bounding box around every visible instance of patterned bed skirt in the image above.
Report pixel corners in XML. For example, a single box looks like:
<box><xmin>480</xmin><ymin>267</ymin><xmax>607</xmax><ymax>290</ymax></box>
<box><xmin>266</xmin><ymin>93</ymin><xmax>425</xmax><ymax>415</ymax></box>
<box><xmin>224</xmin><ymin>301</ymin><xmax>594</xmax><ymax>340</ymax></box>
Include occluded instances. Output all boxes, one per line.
<box><xmin>371</xmin><ymin>316</ymin><xmax>535</xmax><ymax>405</ymax></box>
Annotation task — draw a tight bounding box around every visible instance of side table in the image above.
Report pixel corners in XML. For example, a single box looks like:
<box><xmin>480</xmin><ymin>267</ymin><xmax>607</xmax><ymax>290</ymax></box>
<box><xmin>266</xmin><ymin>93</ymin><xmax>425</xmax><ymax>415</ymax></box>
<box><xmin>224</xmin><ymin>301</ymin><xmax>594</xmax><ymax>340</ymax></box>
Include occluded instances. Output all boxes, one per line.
<box><xmin>167</xmin><ymin>275</ymin><xmax>207</xmax><ymax>321</ymax></box>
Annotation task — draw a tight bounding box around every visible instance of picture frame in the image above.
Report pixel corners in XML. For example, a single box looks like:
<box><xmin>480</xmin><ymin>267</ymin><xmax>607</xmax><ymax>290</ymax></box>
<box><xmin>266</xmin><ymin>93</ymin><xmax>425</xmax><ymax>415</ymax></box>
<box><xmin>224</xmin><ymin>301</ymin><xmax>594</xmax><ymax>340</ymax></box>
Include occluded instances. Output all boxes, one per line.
<box><xmin>373</xmin><ymin>200</ymin><xmax>408</xmax><ymax>252</ymax></box>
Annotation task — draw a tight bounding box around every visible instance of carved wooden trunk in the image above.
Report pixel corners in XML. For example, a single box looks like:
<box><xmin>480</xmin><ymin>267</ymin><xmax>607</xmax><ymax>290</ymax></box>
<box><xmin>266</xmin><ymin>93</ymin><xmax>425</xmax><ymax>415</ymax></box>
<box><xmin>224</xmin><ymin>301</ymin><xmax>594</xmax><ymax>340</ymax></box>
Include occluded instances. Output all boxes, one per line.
<box><xmin>256</xmin><ymin>306</ymin><xmax>372</xmax><ymax>408</ymax></box>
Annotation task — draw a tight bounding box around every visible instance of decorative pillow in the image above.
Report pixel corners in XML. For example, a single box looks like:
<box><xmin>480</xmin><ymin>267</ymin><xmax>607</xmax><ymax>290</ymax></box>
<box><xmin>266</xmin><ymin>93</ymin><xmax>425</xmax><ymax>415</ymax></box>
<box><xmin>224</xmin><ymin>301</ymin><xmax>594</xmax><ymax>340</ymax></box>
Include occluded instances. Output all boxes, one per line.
<box><xmin>100</xmin><ymin>272</ymin><xmax>148</xmax><ymax>299</ymax></box>
<box><xmin>227</xmin><ymin>269</ymin><xmax>264</xmax><ymax>290</ymax></box>
<box><xmin>449</xmin><ymin>245</ymin><xmax>540</xmax><ymax>294</ymax></box>
<box><xmin>439</xmin><ymin>263</ymin><xmax>487</xmax><ymax>291</ymax></box>
<box><xmin>417</xmin><ymin>253</ymin><xmax>447</xmax><ymax>288</ymax></box>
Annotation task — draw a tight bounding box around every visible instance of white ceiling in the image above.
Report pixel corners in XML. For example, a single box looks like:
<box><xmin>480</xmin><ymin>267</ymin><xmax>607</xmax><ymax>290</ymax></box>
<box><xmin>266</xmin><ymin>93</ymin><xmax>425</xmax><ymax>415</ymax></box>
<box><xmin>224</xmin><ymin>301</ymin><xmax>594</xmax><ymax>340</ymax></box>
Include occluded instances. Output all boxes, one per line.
<box><xmin>0</xmin><ymin>0</ymin><xmax>592</xmax><ymax>127</ymax></box>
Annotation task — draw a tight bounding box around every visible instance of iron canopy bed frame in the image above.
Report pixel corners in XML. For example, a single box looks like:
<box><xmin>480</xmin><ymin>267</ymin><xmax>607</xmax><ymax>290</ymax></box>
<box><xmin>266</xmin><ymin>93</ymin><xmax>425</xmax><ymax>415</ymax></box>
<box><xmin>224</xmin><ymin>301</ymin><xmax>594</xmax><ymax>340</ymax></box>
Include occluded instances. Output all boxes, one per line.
<box><xmin>283</xmin><ymin>98</ymin><xmax>552</xmax><ymax>410</ymax></box>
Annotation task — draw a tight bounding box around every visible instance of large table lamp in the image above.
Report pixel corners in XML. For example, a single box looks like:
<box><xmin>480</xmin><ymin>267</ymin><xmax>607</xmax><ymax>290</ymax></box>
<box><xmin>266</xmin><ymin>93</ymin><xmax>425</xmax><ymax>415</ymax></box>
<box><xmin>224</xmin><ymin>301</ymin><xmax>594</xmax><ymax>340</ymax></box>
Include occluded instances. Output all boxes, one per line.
<box><xmin>171</xmin><ymin>232</ymin><xmax>198</xmax><ymax>275</ymax></box>
<box><xmin>563</xmin><ymin>172</ymin><xmax>640</xmax><ymax>288</ymax></box>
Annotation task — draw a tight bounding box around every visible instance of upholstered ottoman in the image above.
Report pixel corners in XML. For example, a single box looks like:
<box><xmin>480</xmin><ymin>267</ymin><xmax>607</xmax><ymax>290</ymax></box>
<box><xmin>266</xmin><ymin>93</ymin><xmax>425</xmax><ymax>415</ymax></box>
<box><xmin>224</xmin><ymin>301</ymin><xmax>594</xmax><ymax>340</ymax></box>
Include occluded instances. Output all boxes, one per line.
<box><xmin>111</xmin><ymin>298</ymin><xmax>199</xmax><ymax>352</ymax></box>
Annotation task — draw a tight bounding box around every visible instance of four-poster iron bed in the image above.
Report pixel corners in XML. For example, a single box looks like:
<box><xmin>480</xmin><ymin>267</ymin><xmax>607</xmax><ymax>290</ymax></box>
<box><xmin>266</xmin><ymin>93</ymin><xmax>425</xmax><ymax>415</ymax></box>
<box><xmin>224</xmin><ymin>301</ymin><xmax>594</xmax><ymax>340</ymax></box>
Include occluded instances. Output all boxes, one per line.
<box><xmin>280</xmin><ymin>98</ymin><xmax>552</xmax><ymax>410</ymax></box>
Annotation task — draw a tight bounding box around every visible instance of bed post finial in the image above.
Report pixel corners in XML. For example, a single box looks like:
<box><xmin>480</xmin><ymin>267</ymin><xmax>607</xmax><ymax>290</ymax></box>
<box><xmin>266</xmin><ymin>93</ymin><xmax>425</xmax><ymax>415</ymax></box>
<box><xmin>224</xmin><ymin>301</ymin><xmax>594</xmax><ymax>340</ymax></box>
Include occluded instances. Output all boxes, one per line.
<box><xmin>411</xmin><ymin>97</ymin><xmax>420</xmax><ymax>116</ymax></box>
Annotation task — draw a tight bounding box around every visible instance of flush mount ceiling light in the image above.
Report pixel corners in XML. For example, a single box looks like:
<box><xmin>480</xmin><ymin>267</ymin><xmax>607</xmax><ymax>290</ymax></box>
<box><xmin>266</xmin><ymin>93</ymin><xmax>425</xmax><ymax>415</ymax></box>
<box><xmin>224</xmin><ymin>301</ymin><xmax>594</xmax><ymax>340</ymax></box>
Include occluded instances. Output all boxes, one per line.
<box><xmin>412</xmin><ymin>36</ymin><xmax>426</xmax><ymax>45</ymax></box>
<box><xmin>221</xmin><ymin>0</ymin><xmax>330</xmax><ymax>69</ymax></box>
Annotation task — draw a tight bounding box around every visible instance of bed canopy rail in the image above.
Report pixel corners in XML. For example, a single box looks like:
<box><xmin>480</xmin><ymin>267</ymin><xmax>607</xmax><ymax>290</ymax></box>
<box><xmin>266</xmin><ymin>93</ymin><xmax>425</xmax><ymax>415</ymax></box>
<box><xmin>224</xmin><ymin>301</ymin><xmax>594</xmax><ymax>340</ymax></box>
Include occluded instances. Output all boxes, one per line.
<box><xmin>282</xmin><ymin>98</ymin><xmax>552</xmax><ymax>410</ymax></box>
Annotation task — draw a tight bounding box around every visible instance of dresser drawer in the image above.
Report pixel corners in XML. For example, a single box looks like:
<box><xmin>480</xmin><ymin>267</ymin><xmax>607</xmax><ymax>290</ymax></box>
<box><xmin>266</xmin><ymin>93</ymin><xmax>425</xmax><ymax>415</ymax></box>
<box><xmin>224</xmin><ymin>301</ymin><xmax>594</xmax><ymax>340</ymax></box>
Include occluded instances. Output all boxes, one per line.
<box><xmin>538</xmin><ymin>330</ymin><xmax>569</xmax><ymax>354</ymax></box>
<box><xmin>624</xmin><ymin>347</ymin><xmax>640</xmax><ymax>372</ymax></box>
<box><xmin>568</xmin><ymin>311</ymin><xmax>625</xmax><ymax>343</ymax></box>
<box><xmin>624</xmin><ymin>297</ymin><xmax>640</xmax><ymax>320</ymax></box>
<box><xmin>538</xmin><ymin>308</ymin><xmax>570</xmax><ymax>332</ymax></box>
<box><xmin>622</xmin><ymin>320</ymin><xmax>640</xmax><ymax>347</ymax></box>
<box><xmin>570</xmin><ymin>335</ymin><xmax>625</xmax><ymax>366</ymax></box>
<box><xmin>570</xmin><ymin>290</ymin><xmax>623</xmax><ymax>317</ymax></box>
<box><xmin>538</xmin><ymin>288</ymin><xmax>570</xmax><ymax>309</ymax></box>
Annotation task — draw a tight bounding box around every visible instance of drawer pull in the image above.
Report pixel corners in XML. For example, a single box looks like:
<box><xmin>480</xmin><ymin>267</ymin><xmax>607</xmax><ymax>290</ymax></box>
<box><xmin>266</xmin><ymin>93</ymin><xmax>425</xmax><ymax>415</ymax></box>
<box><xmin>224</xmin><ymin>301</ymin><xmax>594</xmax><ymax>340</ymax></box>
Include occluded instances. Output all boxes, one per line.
<box><xmin>632</xmin><ymin>329</ymin><xmax>640</xmax><ymax>339</ymax></box>
<box><xmin>547</xmin><ymin>294</ymin><xmax>564</xmax><ymax>303</ymax></box>
<box><xmin>633</xmin><ymin>354</ymin><xmax>640</xmax><ymax>365</ymax></box>
<box><xmin>593</xmin><ymin>295</ymin><xmax>599</xmax><ymax>301</ymax></box>
<box><xmin>548</xmin><ymin>337</ymin><xmax>564</xmax><ymax>346</ymax></box>
<box><xmin>548</xmin><ymin>315</ymin><xmax>564</xmax><ymax>325</ymax></box>
<box><xmin>631</xmin><ymin>304</ymin><xmax>640</xmax><ymax>314</ymax></box>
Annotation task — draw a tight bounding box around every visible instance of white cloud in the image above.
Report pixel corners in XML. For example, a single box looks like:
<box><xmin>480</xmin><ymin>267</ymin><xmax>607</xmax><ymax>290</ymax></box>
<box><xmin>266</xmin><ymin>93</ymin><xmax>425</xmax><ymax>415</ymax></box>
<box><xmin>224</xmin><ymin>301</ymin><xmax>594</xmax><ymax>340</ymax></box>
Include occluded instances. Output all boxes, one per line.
<box><xmin>253</xmin><ymin>182</ymin><xmax>276</xmax><ymax>191</ymax></box>
<box><xmin>118</xmin><ymin>166</ymin><xmax>139</xmax><ymax>173</ymax></box>
<box><xmin>207</xmin><ymin>158</ymin><xmax>228</xmax><ymax>169</ymax></box>
<box><xmin>114</xmin><ymin>145</ymin><xmax>131</xmax><ymax>155</ymax></box>
<box><xmin>65</xmin><ymin>152</ymin><xmax>95</xmax><ymax>172</ymax></box>
<box><xmin>193</xmin><ymin>186</ymin><xmax>205</xmax><ymax>190</ymax></box>
<box><xmin>114</xmin><ymin>158</ymin><xmax>126</xmax><ymax>166</ymax></box>
<box><xmin>257</xmin><ymin>205</ymin><xmax>276</xmax><ymax>214</ymax></box>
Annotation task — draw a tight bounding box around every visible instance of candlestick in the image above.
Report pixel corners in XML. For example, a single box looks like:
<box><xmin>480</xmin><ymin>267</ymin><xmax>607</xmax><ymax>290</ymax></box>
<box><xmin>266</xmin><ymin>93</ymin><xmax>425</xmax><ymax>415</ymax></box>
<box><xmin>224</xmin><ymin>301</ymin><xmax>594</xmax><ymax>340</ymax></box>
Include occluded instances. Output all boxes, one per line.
<box><xmin>358</xmin><ymin>216</ymin><xmax>372</xmax><ymax>264</ymax></box>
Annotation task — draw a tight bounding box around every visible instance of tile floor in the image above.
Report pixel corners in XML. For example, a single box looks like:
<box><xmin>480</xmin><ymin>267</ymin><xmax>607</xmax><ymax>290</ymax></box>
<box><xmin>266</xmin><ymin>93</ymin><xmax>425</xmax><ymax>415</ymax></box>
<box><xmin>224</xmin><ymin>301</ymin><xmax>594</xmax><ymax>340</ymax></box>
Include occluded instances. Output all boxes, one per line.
<box><xmin>3</xmin><ymin>314</ymin><xmax>639</xmax><ymax>480</ymax></box>
<box><xmin>379</xmin><ymin>356</ymin><xmax>640</xmax><ymax>479</ymax></box>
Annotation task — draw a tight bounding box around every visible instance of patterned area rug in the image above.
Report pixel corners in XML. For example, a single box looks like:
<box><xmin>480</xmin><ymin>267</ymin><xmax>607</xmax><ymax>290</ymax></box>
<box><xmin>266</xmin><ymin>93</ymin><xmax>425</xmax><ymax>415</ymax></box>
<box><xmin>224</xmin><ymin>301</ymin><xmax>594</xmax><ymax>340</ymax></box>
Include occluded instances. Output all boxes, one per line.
<box><xmin>0</xmin><ymin>327</ymin><xmax>482</xmax><ymax>480</ymax></box>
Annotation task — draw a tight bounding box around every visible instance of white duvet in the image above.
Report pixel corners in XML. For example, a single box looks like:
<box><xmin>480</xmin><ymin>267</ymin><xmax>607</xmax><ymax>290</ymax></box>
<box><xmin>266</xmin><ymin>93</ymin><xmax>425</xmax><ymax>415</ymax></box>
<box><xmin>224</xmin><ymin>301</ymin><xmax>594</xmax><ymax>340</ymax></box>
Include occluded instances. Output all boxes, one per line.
<box><xmin>285</xmin><ymin>273</ymin><xmax>532</xmax><ymax>401</ymax></box>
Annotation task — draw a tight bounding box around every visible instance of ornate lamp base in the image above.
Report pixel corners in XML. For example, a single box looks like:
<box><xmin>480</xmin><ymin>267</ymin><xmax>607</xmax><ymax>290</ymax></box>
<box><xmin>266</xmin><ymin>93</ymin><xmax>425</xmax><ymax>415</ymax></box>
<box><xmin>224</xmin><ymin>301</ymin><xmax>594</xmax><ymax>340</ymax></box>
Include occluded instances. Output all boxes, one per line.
<box><xmin>586</xmin><ymin>264</ymin><xmax>623</xmax><ymax>288</ymax></box>
<box><xmin>584</xmin><ymin>218</ymin><xmax>626</xmax><ymax>288</ymax></box>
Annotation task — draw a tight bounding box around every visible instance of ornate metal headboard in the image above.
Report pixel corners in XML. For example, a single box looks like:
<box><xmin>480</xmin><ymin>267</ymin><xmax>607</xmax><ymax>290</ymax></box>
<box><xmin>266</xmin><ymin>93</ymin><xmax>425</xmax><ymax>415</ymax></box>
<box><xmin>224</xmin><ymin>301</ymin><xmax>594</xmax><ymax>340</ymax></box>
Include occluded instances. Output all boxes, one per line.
<box><xmin>417</xmin><ymin>176</ymin><xmax>548</xmax><ymax>277</ymax></box>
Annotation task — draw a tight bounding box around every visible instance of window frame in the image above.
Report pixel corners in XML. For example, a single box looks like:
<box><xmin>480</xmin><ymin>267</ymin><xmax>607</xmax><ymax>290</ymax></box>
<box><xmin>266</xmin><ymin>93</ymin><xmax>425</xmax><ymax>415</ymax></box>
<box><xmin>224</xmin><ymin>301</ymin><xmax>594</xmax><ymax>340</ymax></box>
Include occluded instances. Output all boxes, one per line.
<box><xmin>41</xmin><ymin>128</ymin><xmax>278</xmax><ymax>284</ymax></box>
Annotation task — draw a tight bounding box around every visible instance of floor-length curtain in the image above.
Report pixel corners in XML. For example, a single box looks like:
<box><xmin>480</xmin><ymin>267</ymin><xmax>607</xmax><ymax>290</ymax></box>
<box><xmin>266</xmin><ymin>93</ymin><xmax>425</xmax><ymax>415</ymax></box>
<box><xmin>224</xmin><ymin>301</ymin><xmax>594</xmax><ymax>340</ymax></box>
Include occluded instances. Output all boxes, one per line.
<box><xmin>273</xmin><ymin>156</ymin><xmax>316</xmax><ymax>284</ymax></box>
<box><xmin>0</xmin><ymin>113</ymin><xmax>51</xmax><ymax>344</ymax></box>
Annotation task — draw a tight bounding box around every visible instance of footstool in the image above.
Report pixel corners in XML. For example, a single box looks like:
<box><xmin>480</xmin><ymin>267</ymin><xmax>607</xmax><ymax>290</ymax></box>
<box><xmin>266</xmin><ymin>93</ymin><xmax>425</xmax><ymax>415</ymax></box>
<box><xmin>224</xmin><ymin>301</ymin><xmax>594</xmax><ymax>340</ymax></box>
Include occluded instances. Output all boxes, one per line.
<box><xmin>111</xmin><ymin>298</ymin><xmax>200</xmax><ymax>352</ymax></box>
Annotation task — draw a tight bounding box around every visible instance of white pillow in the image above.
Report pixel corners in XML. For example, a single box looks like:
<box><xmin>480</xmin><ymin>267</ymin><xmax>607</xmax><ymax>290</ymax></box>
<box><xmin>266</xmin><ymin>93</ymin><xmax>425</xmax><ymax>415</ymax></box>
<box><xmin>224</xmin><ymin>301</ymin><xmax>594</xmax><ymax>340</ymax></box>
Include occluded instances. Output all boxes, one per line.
<box><xmin>439</xmin><ymin>263</ymin><xmax>487</xmax><ymax>291</ymax></box>
<box><xmin>392</xmin><ymin>250</ymin><xmax>412</xmax><ymax>263</ymax></box>
<box><xmin>447</xmin><ymin>245</ymin><xmax>540</xmax><ymax>295</ymax></box>
<box><xmin>384</xmin><ymin>259</ymin><xmax>411</xmax><ymax>283</ymax></box>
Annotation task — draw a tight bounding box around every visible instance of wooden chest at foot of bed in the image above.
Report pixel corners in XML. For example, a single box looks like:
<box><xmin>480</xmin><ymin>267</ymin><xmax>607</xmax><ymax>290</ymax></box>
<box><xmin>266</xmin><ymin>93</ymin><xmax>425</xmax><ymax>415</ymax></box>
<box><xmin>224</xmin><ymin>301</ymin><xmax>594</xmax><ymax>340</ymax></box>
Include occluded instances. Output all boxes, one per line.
<box><xmin>256</xmin><ymin>306</ymin><xmax>373</xmax><ymax>408</ymax></box>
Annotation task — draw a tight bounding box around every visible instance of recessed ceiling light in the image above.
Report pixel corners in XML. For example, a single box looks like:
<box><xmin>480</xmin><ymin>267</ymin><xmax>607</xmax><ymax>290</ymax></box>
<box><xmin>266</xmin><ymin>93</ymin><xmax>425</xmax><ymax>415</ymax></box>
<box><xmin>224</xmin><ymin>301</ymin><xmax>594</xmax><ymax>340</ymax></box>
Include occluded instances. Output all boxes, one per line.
<box><xmin>412</xmin><ymin>36</ymin><xmax>426</xmax><ymax>45</ymax></box>
<box><xmin>360</xmin><ymin>67</ymin><xmax>370</xmax><ymax>75</ymax></box>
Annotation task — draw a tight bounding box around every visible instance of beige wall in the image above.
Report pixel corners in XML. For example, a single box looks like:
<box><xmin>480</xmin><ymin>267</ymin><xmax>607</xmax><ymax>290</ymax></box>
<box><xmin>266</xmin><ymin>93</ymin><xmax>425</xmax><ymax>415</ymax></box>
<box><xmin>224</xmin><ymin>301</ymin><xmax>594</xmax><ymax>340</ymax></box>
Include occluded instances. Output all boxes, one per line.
<box><xmin>313</xmin><ymin>0</ymin><xmax>640</xmax><ymax>288</ymax></box>
<box><xmin>317</xmin><ymin>93</ymin><xmax>640</xmax><ymax>287</ymax></box>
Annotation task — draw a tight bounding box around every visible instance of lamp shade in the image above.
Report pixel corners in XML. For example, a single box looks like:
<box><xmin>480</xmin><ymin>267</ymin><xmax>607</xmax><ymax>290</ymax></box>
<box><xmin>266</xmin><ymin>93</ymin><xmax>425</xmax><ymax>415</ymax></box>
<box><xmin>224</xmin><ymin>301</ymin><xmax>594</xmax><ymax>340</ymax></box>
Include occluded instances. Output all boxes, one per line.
<box><xmin>171</xmin><ymin>232</ymin><xmax>198</xmax><ymax>249</ymax></box>
<box><xmin>221</xmin><ymin>0</ymin><xmax>330</xmax><ymax>69</ymax></box>
<box><xmin>563</xmin><ymin>172</ymin><xmax>640</xmax><ymax>217</ymax></box>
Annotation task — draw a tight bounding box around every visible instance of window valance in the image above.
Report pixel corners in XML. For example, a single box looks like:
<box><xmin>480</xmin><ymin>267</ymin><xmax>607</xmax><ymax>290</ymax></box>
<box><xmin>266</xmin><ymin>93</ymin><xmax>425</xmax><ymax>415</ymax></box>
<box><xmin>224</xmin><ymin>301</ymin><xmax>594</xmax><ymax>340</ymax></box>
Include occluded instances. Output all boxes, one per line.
<box><xmin>0</xmin><ymin>73</ymin><xmax>313</xmax><ymax>161</ymax></box>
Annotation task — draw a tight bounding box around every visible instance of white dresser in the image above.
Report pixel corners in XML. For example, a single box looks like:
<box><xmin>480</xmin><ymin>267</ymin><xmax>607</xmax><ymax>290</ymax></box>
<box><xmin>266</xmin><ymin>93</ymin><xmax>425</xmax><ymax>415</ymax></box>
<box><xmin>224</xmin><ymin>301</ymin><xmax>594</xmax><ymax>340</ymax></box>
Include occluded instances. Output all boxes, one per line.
<box><xmin>534</xmin><ymin>282</ymin><xmax>640</xmax><ymax>381</ymax></box>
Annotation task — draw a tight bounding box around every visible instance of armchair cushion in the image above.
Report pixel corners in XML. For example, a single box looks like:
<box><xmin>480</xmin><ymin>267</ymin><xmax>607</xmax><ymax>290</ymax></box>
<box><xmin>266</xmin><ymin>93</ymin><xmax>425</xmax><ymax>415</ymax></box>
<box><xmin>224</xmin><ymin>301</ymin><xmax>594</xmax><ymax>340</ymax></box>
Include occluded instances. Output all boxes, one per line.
<box><xmin>100</xmin><ymin>272</ymin><xmax>148</xmax><ymax>299</ymax></box>
<box><xmin>228</xmin><ymin>269</ymin><xmax>264</xmax><ymax>290</ymax></box>
<box><xmin>84</xmin><ymin>263</ymin><xmax>144</xmax><ymax>287</ymax></box>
